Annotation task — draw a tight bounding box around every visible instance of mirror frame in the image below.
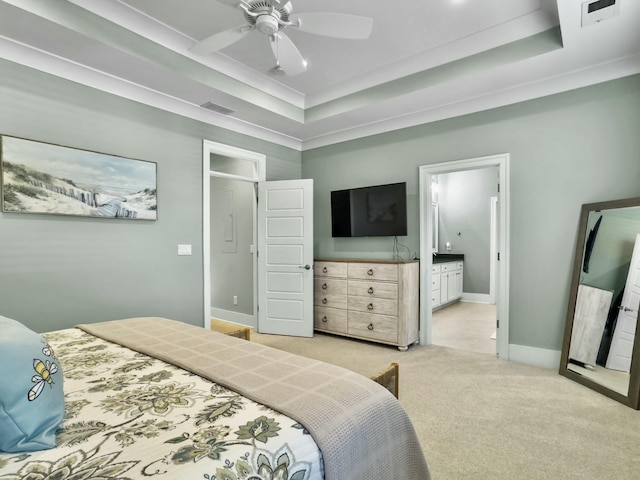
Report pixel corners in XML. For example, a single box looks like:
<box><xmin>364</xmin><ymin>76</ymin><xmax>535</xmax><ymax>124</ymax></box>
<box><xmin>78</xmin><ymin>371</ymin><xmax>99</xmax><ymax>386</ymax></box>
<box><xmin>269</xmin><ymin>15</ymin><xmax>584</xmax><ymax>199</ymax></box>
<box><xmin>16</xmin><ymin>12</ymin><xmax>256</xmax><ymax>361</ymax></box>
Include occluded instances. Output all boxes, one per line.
<box><xmin>559</xmin><ymin>196</ymin><xmax>640</xmax><ymax>409</ymax></box>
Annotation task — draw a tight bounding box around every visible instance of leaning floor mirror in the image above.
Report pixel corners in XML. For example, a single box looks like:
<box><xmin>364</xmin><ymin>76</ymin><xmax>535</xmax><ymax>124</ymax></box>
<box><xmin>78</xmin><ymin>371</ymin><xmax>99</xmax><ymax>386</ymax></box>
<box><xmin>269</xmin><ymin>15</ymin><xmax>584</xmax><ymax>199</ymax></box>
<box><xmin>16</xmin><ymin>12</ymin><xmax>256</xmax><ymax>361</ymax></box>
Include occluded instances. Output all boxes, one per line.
<box><xmin>560</xmin><ymin>197</ymin><xmax>640</xmax><ymax>409</ymax></box>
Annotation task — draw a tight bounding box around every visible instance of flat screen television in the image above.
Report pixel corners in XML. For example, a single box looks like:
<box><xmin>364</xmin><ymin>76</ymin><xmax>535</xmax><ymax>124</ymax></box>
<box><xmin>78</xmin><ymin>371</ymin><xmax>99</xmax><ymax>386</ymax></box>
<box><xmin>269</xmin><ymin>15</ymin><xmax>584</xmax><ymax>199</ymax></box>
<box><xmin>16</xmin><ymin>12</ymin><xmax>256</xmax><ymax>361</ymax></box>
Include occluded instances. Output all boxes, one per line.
<box><xmin>331</xmin><ymin>182</ymin><xmax>408</xmax><ymax>237</ymax></box>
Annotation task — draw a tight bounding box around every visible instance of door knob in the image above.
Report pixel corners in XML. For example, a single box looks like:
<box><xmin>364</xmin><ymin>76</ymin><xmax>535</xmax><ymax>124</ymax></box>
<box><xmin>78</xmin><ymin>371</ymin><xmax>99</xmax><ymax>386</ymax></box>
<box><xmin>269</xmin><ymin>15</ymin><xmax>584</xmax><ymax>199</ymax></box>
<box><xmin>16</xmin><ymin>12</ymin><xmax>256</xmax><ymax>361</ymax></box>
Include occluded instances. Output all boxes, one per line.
<box><xmin>298</xmin><ymin>264</ymin><xmax>311</xmax><ymax>270</ymax></box>
<box><xmin>619</xmin><ymin>306</ymin><xmax>638</xmax><ymax>313</ymax></box>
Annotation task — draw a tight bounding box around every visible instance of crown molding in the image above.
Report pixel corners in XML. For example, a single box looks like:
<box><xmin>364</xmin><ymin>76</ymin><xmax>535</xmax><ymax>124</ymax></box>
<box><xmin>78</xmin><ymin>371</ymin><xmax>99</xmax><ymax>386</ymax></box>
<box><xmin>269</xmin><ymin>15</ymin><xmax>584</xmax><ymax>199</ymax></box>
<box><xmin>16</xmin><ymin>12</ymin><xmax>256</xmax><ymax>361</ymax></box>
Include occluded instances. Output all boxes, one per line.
<box><xmin>301</xmin><ymin>54</ymin><xmax>640</xmax><ymax>150</ymax></box>
<box><xmin>0</xmin><ymin>36</ymin><xmax>303</xmax><ymax>150</ymax></box>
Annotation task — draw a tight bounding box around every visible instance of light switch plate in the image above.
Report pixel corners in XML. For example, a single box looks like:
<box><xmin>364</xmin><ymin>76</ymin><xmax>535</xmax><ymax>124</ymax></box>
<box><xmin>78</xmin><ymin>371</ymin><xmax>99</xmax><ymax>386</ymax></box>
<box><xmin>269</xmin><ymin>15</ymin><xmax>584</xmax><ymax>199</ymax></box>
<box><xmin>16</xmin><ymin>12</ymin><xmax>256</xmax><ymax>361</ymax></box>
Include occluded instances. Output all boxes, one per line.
<box><xmin>178</xmin><ymin>244</ymin><xmax>192</xmax><ymax>256</ymax></box>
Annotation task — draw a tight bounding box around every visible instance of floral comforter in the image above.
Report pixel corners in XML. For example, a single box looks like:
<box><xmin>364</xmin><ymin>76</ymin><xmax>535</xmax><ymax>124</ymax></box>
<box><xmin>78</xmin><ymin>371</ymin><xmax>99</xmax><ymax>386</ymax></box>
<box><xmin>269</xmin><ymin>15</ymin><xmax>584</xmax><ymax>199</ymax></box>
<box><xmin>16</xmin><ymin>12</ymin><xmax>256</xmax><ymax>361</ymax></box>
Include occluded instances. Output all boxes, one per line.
<box><xmin>0</xmin><ymin>328</ymin><xmax>323</xmax><ymax>480</ymax></box>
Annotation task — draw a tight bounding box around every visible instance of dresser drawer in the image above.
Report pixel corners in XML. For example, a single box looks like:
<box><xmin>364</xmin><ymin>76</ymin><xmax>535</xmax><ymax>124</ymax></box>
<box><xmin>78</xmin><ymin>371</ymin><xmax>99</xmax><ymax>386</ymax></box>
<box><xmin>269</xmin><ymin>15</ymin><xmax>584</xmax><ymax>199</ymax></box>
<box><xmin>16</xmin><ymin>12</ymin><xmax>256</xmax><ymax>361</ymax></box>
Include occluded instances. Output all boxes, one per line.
<box><xmin>432</xmin><ymin>264</ymin><xmax>441</xmax><ymax>274</ymax></box>
<box><xmin>314</xmin><ymin>307</ymin><xmax>347</xmax><ymax>333</ymax></box>
<box><xmin>314</xmin><ymin>261</ymin><xmax>347</xmax><ymax>278</ymax></box>
<box><xmin>348</xmin><ymin>311</ymin><xmax>398</xmax><ymax>343</ymax></box>
<box><xmin>440</xmin><ymin>262</ymin><xmax>455</xmax><ymax>272</ymax></box>
<box><xmin>347</xmin><ymin>279</ymin><xmax>398</xmax><ymax>299</ymax></box>
<box><xmin>348</xmin><ymin>262</ymin><xmax>398</xmax><ymax>281</ymax></box>
<box><xmin>314</xmin><ymin>278</ymin><xmax>347</xmax><ymax>296</ymax></box>
<box><xmin>314</xmin><ymin>293</ymin><xmax>347</xmax><ymax>309</ymax></box>
<box><xmin>348</xmin><ymin>296</ymin><xmax>398</xmax><ymax>316</ymax></box>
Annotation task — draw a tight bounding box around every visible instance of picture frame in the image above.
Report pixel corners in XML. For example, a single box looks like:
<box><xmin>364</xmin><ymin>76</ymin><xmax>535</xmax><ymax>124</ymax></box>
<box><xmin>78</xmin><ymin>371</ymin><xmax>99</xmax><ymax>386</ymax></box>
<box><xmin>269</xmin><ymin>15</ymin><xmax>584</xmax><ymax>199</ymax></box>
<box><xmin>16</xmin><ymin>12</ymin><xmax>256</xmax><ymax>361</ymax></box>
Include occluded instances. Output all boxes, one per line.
<box><xmin>0</xmin><ymin>135</ymin><xmax>157</xmax><ymax>220</ymax></box>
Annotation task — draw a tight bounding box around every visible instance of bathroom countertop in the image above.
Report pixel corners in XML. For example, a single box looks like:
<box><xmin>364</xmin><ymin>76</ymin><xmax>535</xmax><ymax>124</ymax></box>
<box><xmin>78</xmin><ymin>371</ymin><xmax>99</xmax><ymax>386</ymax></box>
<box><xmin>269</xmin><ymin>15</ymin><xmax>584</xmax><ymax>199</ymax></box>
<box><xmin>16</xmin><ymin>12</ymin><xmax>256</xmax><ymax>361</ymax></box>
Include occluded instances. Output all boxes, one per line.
<box><xmin>432</xmin><ymin>253</ymin><xmax>464</xmax><ymax>264</ymax></box>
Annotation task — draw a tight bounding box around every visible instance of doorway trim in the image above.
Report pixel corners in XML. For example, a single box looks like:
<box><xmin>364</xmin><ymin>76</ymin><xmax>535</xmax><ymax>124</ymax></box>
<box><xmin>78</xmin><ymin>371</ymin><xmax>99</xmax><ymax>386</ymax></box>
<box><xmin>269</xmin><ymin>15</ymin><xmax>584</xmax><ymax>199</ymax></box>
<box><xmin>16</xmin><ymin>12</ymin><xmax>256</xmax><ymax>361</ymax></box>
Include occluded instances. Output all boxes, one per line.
<box><xmin>490</xmin><ymin>196</ymin><xmax>498</xmax><ymax>305</ymax></box>
<box><xmin>202</xmin><ymin>140</ymin><xmax>266</xmax><ymax>330</ymax></box>
<box><xmin>419</xmin><ymin>153</ymin><xmax>510</xmax><ymax>359</ymax></box>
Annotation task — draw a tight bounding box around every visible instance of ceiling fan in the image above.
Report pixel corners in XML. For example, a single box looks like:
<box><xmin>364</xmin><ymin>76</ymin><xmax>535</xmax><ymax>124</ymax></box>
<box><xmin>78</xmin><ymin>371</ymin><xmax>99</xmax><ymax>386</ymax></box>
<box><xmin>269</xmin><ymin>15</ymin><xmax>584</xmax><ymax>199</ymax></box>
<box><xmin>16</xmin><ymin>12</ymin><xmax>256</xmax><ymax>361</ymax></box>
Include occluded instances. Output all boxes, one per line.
<box><xmin>189</xmin><ymin>0</ymin><xmax>374</xmax><ymax>76</ymax></box>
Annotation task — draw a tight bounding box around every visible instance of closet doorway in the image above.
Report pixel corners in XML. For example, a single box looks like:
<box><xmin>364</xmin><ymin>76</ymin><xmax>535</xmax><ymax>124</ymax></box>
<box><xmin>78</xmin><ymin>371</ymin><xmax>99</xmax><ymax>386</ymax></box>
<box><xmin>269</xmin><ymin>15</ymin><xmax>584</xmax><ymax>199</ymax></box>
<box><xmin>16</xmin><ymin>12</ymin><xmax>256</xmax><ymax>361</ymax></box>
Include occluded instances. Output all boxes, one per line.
<box><xmin>202</xmin><ymin>140</ymin><xmax>265</xmax><ymax>331</ymax></box>
<box><xmin>419</xmin><ymin>154</ymin><xmax>510</xmax><ymax>359</ymax></box>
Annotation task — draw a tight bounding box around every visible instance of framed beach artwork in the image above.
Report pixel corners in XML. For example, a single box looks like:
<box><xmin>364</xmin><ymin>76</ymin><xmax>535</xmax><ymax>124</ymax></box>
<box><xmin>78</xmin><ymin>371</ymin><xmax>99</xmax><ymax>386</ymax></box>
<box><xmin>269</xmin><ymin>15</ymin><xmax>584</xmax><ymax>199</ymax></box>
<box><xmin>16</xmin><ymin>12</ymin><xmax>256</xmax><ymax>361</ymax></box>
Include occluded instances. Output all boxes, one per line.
<box><xmin>0</xmin><ymin>135</ymin><xmax>157</xmax><ymax>220</ymax></box>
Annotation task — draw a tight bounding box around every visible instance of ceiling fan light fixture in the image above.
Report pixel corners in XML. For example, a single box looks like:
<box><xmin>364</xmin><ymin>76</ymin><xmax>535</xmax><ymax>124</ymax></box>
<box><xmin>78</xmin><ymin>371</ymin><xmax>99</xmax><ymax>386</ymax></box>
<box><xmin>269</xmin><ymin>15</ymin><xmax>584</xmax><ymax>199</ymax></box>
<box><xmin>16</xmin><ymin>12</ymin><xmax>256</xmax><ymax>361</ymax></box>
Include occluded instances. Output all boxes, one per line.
<box><xmin>256</xmin><ymin>13</ymin><xmax>279</xmax><ymax>35</ymax></box>
<box><xmin>195</xmin><ymin>0</ymin><xmax>373</xmax><ymax>75</ymax></box>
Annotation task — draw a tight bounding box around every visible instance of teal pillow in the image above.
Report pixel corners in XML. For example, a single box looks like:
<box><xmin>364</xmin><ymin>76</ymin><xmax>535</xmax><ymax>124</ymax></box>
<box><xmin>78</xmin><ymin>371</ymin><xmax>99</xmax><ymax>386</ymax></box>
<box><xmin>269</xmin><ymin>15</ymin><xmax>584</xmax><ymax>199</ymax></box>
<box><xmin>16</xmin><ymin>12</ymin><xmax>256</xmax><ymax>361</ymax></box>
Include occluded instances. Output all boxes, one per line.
<box><xmin>0</xmin><ymin>315</ymin><xmax>65</xmax><ymax>452</ymax></box>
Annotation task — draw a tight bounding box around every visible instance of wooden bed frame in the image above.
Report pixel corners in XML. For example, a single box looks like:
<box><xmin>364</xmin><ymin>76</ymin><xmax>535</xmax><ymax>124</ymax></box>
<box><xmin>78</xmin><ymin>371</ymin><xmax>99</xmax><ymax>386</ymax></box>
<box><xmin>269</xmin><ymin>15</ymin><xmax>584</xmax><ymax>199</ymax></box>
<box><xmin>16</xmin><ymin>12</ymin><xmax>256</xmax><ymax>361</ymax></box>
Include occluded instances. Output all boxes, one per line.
<box><xmin>370</xmin><ymin>362</ymin><xmax>400</xmax><ymax>399</ymax></box>
<box><xmin>211</xmin><ymin>318</ymin><xmax>399</xmax><ymax>399</ymax></box>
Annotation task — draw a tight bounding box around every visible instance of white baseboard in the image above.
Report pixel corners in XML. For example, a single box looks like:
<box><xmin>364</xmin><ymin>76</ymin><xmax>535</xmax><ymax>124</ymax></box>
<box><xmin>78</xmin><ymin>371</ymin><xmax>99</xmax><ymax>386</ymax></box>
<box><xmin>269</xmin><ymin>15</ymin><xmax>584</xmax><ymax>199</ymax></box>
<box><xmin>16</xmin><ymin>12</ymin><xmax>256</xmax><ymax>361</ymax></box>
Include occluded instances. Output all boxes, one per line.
<box><xmin>461</xmin><ymin>293</ymin><xmax>491</xmax><ymax>304</ymax></box>
<box><xmin>210</xmin><ymin>308</ymin><xmax>256</xmax><ymax>329</ymax></box>
<box><xmin>508</xmin><ymin>344</ymin><xmax>561</xmax><ymax>370</ymax></box>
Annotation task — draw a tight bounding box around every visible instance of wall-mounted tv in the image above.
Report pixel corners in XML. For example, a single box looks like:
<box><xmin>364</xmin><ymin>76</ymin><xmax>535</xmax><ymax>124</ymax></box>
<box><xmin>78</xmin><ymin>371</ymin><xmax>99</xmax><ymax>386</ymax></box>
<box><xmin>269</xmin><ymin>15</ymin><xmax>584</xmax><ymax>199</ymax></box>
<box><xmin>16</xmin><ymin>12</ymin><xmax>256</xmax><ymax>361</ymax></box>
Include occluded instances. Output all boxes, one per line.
<box><xmin>331</xmin><ymin>182</ymin><xmax>408</xmax><ymax>237</ymax></box>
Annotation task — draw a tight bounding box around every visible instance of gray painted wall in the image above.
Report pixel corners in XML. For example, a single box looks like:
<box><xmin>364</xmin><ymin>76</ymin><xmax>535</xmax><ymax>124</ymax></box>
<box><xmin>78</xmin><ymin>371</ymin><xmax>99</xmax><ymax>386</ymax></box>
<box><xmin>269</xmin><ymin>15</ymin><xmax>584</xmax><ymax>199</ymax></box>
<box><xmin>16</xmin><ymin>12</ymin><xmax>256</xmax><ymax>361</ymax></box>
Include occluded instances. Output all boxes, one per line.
<box><xmin>438</xmin><ymin>168</ymin><xmax>497</xmax><ymax>295</ymax></box>
<box><xmin>0</xmin><ymin>59</ymin><xmax>301</xmax><ymax>333</ymax></box>
<box><xmin>303</xmin><ymin>74</ymin><xmax>640</xmax><ymax>352</ymax></box>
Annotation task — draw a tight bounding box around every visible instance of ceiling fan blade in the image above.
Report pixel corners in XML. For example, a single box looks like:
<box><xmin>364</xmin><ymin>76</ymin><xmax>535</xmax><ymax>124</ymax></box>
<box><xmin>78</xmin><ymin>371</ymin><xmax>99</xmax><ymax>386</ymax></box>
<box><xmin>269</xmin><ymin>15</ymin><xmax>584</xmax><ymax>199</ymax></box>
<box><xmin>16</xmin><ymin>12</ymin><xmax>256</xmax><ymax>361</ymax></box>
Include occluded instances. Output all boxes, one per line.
<box><xmin>291</xmin><ymin>13</ymin><xmax>373</xmax><ymax>39</ymax></box>
<box><xmin>189</xmin><ymin>25</ymin><xmax>251</xmax><ymax>55</ymax></box>
<box><xmin>213</xmin><ymin>0</ymin><xmax>243</xmax><ymax>7</ymax></box>
<box><xmin>269</xmin><ymin>32</ymin><xmax>307</xmax><ymax>76</ymax></box>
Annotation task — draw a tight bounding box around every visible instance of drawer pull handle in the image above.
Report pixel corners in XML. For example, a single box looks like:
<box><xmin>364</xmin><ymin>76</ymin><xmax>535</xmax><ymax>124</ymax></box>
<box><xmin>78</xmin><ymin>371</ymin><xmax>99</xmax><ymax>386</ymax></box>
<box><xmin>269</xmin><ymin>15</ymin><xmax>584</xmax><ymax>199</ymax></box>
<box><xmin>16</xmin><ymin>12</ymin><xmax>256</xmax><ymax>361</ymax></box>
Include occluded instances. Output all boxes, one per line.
<box><xmin>367</xmin><ymin>303</ymin><xmax>374</xmax><ymax>310</ymax></box>
<box><xmin>322</xmin><ymin>316</ymin><xmax>328</xmax><ymax>323</ymax></box>
<box><xmin>322</xmin><ymin>283</ymin><xmax>328</xmax><ymax>290</ymax></box>
<box><xmin>322</xmin><ymin>298</ymin><xmax>328</xmax><ymax>304</ymax></box>
<box><xmin>322</xmin><ymin>267</ymin><xmax>328</xmax><ymax>273</ymax></box>
<box><xmin>368</xmin><ymin>287</ymin><xmax>374</xmax><ymax>294</ymax></box>
<box><xmin>367</xmin><ymin>269</ymin><xmax>374</xmax><ymax>276</ymax></box>
<box><xmin>367</xmin><ymin>323</ymin><xmax>374</xmax><ymax>331</ymax></box>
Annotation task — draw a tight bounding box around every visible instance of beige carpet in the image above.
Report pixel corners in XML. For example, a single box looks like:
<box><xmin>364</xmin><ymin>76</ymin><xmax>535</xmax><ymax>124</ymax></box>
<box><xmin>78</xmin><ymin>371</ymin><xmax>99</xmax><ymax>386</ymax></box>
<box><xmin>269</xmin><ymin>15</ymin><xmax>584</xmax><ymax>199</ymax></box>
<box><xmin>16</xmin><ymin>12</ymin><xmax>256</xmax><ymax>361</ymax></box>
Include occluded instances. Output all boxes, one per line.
<box><xmin>432</xmin><ymin>302</ymin><xmax>497</xmax><ymax>354</ymax></box>
<box><xmin>251</xmin><ymin>330</ymin><xmax>640</xmax><ymax>480</ymax></box>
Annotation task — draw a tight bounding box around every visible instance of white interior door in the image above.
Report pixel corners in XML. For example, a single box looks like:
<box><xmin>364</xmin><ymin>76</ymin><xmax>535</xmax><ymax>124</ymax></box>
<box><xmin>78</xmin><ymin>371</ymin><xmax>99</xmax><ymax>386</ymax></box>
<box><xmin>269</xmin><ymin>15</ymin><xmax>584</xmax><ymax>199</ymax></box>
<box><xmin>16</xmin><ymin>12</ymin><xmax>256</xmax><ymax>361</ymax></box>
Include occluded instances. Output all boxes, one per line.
<box><xmin>257</xmin><ymin>179</ymin><xmax>314</xmax><ymax>337</ymax></box>
<box><xmin>606</xmin><ymin>234</ymin><xmax>640</xmax><ymax>372</ymax></box>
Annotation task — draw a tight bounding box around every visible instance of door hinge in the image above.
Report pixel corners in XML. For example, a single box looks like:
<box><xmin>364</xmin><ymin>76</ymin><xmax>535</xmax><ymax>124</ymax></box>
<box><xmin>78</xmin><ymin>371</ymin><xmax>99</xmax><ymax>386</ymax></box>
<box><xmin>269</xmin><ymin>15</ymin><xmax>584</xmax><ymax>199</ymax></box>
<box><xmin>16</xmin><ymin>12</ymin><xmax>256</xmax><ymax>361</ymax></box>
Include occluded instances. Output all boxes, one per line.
<box><xmin>497</xmin><ymin>252</ymin><xmax>500</xmax><ymax>261</ymax></box>
<box><xmin>497</xmin><ymin>319</ymin><xmax>500</xmax><ymax>328</ymax></box>
<box><xmin>497</xmin><ymin>183</ymin><xmax>500</xmax><ymax>193</ymax></box>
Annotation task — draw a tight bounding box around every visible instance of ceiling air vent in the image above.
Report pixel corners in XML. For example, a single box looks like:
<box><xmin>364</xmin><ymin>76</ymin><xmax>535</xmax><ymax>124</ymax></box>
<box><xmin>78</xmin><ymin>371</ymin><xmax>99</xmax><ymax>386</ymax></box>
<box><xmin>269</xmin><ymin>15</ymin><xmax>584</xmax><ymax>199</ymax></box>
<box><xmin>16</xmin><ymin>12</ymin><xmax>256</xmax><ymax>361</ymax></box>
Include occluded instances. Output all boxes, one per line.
<box><xmin>582</xmin><ymin>0</ymin><xmax>620</xmax><ymax>27</ymax></box>
<box><xmin>200</xmin><ymin>101</ymin><xmax>235</xmax><ymax>115</ymax></box>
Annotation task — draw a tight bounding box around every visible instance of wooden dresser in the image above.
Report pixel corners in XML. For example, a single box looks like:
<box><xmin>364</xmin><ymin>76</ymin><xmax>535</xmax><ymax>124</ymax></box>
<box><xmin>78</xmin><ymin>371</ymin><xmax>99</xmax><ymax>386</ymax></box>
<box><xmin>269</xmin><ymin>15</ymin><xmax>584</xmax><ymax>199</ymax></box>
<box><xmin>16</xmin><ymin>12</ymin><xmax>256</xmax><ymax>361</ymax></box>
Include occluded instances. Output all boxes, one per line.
<box><xmin>314</xmin><ymin>259</ymin><xmax>419</xmax><ymax>350</ymax></box>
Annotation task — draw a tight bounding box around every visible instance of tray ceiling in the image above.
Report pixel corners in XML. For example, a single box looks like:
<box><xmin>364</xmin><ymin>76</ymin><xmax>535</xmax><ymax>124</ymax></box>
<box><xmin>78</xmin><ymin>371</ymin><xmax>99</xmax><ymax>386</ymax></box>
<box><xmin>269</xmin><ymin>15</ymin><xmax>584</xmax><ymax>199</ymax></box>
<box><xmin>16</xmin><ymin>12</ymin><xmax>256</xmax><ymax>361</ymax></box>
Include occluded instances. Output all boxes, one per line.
<box><xmin>0</xmin><ymin>0</ymin><xmax>638</xmax><ymax>150</ymax></box>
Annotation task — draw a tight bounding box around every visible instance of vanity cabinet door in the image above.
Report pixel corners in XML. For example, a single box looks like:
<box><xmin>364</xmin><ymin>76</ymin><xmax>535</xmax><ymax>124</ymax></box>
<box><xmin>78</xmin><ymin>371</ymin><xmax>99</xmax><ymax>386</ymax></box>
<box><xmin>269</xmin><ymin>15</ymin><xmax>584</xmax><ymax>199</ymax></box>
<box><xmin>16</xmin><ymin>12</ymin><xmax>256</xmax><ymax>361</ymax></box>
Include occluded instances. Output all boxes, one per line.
<box><xmin>433</xmin><ymin>261</ymin><xmax>463</xmax><ymax>309</ymax></box>
<box><xmin>446</xmin><ymin>271</ymin><xmax>458</xmax><ymax>302</ymax></box>
<box><xmin>432</xmin><ymin>264</ymin><xmax>442</xmax><ymax>308</ymax></box>
<box><xmin>454</xmin><ymin>262</ymin><xmax>464</xmax><ymax>299</ymax></box>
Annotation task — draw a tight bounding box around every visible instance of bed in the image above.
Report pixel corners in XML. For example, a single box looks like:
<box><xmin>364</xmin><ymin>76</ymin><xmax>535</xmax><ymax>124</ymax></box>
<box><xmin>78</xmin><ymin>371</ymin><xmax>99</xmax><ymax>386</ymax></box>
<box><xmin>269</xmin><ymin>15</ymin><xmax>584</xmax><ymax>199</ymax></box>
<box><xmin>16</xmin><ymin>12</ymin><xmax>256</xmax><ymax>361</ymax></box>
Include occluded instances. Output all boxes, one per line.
<box><xmin>0</xmin><ymin>316</ymin><xmax>429</xmax><ymax>480</ymax></box>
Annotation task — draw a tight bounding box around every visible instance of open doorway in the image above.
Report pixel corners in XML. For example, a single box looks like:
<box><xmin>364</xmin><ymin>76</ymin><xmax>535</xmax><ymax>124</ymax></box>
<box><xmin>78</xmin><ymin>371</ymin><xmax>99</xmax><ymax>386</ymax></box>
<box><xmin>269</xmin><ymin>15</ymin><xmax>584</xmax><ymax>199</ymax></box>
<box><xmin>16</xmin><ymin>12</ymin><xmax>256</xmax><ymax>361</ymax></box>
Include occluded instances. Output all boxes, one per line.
<box><xmin>431</xmin><ymin>168</ymin><xmax>498</xmax><ymax>354</ymax></box>
<box><xmin>419</xmin><ymin>154</ymin><xmax>510</xmax><ymax>359</ymax></box>
<box><xmin>202</xmin><ymin>141</ymin><xmax>314</xmax><ymax>337</ymax></box>
<box><xmin>209</xmin><ymin>174</ymin><xmax>256</xmax><ymax>328</ymax></box>
<box><xmin>202</xmin><ymin>140</ymin><xmax>265</xmax><ymax>330</ymax></box>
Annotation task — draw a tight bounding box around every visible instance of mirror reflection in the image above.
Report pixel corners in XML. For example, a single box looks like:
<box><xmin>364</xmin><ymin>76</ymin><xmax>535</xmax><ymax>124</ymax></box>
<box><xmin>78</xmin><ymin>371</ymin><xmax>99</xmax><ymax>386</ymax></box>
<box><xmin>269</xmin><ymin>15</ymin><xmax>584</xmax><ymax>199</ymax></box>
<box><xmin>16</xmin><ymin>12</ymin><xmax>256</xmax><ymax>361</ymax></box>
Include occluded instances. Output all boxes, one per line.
<box><xmin>562</xmin><ymin>198</ymin><xmax>640</xmax><ymax>407</ymax></box>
